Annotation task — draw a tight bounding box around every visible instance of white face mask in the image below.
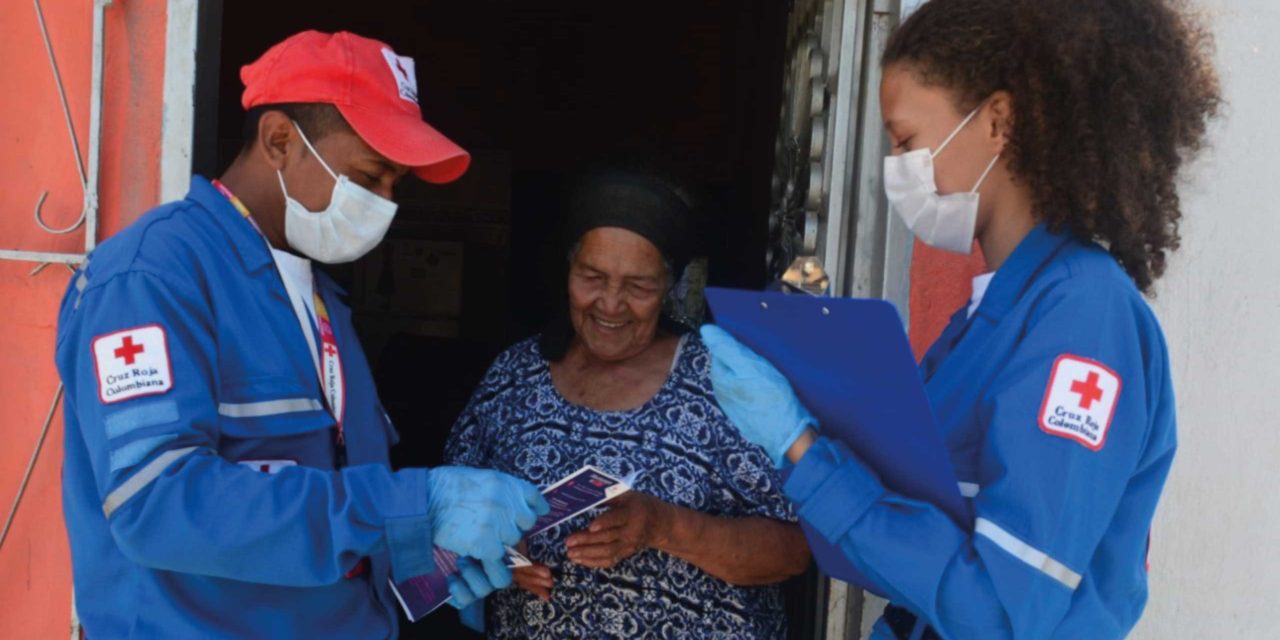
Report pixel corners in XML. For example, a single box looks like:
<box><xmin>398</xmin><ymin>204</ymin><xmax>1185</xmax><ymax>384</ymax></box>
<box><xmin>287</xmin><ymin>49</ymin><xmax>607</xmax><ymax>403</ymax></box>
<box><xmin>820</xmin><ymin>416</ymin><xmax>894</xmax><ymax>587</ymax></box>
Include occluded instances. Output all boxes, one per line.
<box><xmin>883</xmin><ymin>104</ymin><xmax>1000</xmax><ymax>255</ymax></box>
<box><xmin>278</xmin><ymin>122</ymin><xmax>398</xmax><ymax>264</ymax></box>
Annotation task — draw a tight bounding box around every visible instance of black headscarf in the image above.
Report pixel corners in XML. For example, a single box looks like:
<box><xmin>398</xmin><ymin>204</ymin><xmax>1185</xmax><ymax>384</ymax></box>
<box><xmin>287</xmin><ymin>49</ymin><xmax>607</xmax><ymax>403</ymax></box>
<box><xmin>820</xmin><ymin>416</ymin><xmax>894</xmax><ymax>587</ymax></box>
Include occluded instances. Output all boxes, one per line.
<box><xmin>540</xmin><ymin>171</ymin><xmax>698</xmax><ymax>361</ymax></box>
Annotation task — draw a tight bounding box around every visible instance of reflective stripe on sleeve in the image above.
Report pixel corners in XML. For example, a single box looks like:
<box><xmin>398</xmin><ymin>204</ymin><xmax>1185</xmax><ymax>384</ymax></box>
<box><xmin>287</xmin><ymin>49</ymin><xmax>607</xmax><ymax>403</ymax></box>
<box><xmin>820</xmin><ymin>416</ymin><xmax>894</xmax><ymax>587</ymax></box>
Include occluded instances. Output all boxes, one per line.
<box><xmin>958</xmin><ymin>482</ymin><xmax>981</xmax><ymax>498</ymax></box>
<box><xmin>102</xmin><ymin>446</ymin><xmax>199</xmax><ymax>518</ymax></box>
<box><xmin>975</xmin><ymin>517</ymin><xmax>1083</xmax><ymax>590</ymax></box>
<box><xmin>217</xmin><ymin>398</ymin><xmax>324</xmax><ymax>418</ymax></box>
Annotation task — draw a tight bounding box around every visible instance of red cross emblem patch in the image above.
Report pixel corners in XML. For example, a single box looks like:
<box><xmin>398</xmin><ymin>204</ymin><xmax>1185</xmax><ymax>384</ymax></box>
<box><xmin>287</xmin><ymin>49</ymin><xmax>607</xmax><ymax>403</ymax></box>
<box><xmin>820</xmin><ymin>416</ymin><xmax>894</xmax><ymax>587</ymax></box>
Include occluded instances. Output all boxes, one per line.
<box><xmin>1038</xmin><ymin>354</ymin><xmax>1122</xmax><ymax>451</ymax></box>
<box><xmin>238</xmin><ymin>459</ymin><xmax>297</xmax><ymax>474</ymax></box>
<box><xmin>92</xmin><ymin>325</ymin><xmax>173</xmax><ymax>404</ymax></box>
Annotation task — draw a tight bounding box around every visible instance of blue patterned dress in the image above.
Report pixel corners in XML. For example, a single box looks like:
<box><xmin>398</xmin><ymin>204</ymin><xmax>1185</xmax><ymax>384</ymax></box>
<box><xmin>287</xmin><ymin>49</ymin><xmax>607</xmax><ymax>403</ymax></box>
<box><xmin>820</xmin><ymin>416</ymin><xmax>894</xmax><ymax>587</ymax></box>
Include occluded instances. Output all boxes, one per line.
<box><xmin>444</xmin><ymin>335</ymin><xmax>797</xmax><ymax>639</ymax></box>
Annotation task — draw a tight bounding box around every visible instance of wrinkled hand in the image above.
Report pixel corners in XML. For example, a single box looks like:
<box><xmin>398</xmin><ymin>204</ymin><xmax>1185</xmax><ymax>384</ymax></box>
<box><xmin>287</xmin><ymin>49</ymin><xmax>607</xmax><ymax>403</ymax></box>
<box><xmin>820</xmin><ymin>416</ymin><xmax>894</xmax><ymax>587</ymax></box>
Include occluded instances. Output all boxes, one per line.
<box><xmin>427</xmin><ymin>466</ymin><xmax>550</xmax><ymax>597</ymax></box>
<box><xmin>565</xmin><ymin>493</ymin><xmax>671</xmax><ymax>569</ymax></box>
<box><xmin>513</xmin><ymin>563</ymin><xmax>555</xmax><ymax>601</ymax></box>
<box><xmin>511</xmin><ymin>541</ymin><xmax>554</xmax><ymax>601</ymax></box>
<box><xmin>700</xmin><ymin>325</ymin><xmax>816</xmax><ymax>467</ymax></box>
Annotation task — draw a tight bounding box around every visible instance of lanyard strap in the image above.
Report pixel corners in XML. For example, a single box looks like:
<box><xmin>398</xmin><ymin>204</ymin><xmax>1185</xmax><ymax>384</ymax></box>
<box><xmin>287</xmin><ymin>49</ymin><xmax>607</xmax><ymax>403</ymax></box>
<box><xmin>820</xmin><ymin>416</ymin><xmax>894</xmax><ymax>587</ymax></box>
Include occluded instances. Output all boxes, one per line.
<box><xmin>313</xmin><ymin>292</ymin><xmax>346</xmax><ymax>443</ymax></box>
<box><xmin>211</xmin><ymin>180</ymin><xmax>346</xmax><ymax>442</ymax></box>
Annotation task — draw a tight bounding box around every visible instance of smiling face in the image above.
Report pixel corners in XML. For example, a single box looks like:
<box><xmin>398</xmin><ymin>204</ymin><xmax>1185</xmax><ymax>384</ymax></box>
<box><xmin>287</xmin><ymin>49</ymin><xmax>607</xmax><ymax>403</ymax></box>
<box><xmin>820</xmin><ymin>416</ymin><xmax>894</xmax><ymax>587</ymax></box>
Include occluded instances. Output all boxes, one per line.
<box><xmin>567</xmin><ymin>227</ymin><xmax>669</xmax><ymax>363</ymax></box>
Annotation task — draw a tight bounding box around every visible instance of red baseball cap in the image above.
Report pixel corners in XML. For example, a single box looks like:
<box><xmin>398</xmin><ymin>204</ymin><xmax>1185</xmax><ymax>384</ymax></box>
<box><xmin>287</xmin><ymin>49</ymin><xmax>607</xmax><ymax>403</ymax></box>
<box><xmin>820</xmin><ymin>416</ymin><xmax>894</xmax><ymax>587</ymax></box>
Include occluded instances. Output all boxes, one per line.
<box><xmin>241</xmin><ymin>30</ymin><xmax>470</xmax><ymax>184</ymax></box>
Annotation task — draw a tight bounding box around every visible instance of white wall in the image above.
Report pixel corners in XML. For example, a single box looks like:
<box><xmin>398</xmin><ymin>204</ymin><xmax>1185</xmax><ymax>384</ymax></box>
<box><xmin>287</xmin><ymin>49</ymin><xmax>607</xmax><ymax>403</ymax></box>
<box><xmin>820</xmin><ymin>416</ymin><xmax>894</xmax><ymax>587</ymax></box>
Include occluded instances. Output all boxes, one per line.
<box><xmin>1132</xmin><ymin>1</ymin><xmax>1280</xmax><ymax>637</ymax></box>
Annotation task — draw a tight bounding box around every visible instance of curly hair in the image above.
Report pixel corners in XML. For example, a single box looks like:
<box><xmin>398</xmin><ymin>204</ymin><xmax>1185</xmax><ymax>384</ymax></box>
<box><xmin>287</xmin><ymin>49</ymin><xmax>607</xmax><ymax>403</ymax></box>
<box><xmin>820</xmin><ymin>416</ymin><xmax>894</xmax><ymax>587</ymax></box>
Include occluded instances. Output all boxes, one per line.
<box><xmin>884</xmin><ymin>0</ymin><xmax>1220</xmax><ymax>293</ymax></box>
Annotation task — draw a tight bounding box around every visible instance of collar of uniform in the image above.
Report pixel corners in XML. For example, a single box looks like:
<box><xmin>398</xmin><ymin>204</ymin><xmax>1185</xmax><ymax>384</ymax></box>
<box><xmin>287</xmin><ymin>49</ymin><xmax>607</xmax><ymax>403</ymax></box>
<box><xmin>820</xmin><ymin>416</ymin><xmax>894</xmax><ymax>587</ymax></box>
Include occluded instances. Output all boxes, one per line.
<box><xmin>186</xmin><ymin>175</ymin><xmax>275</xmax><ymax>273</ymax></box>
<box><xmin>314</xmin><ymin>267</ymin><xmax>349</xmax><ymax>298</ymax></box>
<box><xmin>972</xmin><ymin>224</ymin><xmax>1074</xmax><ymax>322</ymax></box>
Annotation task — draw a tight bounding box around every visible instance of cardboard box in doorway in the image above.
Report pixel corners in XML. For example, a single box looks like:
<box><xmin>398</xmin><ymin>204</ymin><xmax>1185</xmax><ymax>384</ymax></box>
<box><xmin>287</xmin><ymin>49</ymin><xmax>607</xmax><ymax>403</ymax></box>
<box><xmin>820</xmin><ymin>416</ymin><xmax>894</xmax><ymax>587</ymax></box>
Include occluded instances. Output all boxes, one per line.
<box><xmin>361</xmin><ymin>239</ymin><xmax>464</xmax><ymax>320</ymax></box>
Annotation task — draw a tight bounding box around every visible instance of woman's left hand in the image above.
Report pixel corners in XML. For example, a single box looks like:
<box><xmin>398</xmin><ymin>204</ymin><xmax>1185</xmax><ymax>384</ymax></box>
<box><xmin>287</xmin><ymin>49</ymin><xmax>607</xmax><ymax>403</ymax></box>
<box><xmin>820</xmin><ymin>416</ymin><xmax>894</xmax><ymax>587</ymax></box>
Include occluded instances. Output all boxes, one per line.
<box><xmin>565</xmin><ymin>492</ymin><xmax>672</xmax><ymax>569</ymax></box>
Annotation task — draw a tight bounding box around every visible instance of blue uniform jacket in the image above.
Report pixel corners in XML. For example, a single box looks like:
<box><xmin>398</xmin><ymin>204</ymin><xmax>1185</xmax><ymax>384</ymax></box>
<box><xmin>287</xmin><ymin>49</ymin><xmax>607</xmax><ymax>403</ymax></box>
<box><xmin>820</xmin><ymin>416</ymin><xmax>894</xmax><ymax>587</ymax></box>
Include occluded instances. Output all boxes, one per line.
<box><xmin>785</xmin><ymin>225</ymin><xmax>1177</xmax><ymax>639</ymax></box>
<box><xmin>55</xmin><ymin>177</ymin><xmax>437</xmax><ymax>638</ymax></box>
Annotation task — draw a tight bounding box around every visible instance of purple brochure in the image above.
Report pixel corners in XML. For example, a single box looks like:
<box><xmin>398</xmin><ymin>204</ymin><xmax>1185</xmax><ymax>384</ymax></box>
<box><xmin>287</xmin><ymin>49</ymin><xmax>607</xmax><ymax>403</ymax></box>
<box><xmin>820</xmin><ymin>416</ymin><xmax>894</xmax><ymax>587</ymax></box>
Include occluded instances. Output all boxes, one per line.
<box><xmin>389</xmin><ymin>546</ymin><xmax>459</xmax><ymax>622</ymax></box>
<box><xmin>526</xmin><ymin>466</ymin><xmax>631</xmax><ymax>537</ymax></box>
<box><xmin>391</xmin><ymin>466</ymin><xmax>631</xmax><ymax>622</ymax></box>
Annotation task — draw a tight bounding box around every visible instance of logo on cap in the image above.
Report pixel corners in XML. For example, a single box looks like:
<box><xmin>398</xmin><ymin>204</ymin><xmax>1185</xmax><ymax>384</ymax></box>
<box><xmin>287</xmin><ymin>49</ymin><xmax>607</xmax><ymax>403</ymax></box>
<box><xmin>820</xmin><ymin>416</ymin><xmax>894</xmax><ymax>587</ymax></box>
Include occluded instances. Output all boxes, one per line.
<box><xmin>381</xmin><ymin>48</ymin><xmax>418</xmax><ymax>104</ymax></box>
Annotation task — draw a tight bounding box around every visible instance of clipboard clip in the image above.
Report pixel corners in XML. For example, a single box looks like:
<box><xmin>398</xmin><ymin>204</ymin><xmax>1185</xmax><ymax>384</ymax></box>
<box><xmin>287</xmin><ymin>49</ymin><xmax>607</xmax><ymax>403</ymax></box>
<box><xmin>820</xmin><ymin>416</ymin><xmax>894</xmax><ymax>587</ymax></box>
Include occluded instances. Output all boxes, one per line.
<box><xmin>778</xmin><ymin>256</ymin><xmax>831</xmax><ymax>297</ymax></box>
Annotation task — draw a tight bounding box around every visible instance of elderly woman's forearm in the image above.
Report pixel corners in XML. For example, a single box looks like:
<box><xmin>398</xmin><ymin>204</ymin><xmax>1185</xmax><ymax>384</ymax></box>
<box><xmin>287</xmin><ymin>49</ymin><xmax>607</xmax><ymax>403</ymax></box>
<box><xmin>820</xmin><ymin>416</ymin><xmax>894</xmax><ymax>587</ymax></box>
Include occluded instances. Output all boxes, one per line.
<box><xmin>654</xmin><ymin>505</ymin><xmax>810</xmax><ymax>586</ymax></box>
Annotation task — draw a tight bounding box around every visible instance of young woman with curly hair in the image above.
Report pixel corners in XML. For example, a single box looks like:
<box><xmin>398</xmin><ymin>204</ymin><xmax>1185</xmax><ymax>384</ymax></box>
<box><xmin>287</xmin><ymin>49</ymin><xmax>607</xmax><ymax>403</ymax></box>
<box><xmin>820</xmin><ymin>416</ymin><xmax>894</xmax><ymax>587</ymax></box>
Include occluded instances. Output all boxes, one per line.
<box><xmin>699</xmin><ymin>0</ymin><xmax>1221</xmax><ymax>638</ymax></box>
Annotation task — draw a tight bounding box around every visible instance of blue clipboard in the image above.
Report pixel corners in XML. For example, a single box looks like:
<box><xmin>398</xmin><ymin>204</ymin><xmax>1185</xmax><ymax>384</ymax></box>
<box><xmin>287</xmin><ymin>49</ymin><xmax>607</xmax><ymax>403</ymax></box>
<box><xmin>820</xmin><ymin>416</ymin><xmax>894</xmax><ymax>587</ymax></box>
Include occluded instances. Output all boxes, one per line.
<box><xmin>705</xmin><ymin>287</ymin><xmax>969</xmax><ymax>595</ymax></box>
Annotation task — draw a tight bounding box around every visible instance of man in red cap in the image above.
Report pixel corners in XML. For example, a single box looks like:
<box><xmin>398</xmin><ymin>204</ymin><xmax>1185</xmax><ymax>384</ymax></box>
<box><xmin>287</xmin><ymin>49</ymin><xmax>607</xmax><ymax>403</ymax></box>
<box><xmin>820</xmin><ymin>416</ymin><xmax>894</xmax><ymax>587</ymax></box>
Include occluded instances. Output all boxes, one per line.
<box><xmin>55</xmin><ymin>31</ymin><xmax>546</xmax><ymax>637</ymax></box>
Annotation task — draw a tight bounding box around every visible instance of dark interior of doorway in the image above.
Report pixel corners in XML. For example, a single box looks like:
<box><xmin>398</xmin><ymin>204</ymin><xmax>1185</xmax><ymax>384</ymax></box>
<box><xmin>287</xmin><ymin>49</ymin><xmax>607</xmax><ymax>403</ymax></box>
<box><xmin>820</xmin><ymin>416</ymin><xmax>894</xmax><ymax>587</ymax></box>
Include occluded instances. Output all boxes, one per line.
<box><xmin>197</xmin><ymin>1</ymin><xmax>821</xmax><ymax>637</ymax></box>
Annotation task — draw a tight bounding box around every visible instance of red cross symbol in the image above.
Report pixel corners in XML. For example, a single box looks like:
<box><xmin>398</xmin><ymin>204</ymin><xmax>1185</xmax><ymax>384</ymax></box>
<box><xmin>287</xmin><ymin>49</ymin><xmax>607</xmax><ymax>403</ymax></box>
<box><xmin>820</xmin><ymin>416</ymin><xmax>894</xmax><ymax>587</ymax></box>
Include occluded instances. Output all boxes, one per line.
<box><xmin>114</xmin><ymin>336</ymin><xmax>146</xmax><ymax>365</ymax></box>
<box><xmin>323</xmin><ymin>343</ymin><xmax>339</xmax><ymax>357</ymax></box>
<box><xmin>1070</xmin><ymin>372</ymin><xmax>1105</xmax><ymax>410</ymax></box>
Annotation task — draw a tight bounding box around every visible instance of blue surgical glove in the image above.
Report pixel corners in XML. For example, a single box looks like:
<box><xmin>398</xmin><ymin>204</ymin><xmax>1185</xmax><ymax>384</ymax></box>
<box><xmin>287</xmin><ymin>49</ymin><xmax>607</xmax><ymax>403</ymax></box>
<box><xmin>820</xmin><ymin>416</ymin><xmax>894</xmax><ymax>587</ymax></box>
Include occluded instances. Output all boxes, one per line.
<box><xmin>448</xmin><ymin>557</ymin><xmax>498</xmax><ymax>610</ymax></box>
<box><xmin>700</xmin><ymin>325</ymin><xmax>816</xmax><ymax>467</ymax></box>
<box><xmin>427</xmin><ymin>467</ymin><xmax>550</xmax><ymax>593</ymax></box>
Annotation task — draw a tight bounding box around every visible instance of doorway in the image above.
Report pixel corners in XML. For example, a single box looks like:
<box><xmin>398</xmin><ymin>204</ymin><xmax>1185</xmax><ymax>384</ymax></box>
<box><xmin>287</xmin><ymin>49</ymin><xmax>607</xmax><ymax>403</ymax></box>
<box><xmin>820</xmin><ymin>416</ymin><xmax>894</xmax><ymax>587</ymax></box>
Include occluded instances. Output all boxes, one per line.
<box><xmin>195</xmin><ymin>1</ymin><xmax>815</xmax><ymax>637</ymax></box>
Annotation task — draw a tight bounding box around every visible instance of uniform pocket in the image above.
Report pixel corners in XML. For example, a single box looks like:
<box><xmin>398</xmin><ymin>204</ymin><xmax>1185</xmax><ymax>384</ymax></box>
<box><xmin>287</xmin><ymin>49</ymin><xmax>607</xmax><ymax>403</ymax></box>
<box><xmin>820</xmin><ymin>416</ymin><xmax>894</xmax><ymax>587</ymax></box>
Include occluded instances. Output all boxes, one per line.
<box><xmin>217</xmin><ymin>375</ymin><xmax>338</xmax><ymax>469</ymax></box>
<box><xmin>217</xmin><ymin>408</ymin><xmax>335</xmax><ymax>471</ymax></box>
<box><xmin>218</xmin><ymin>375</ymin><xmax>334</xmax><ymax>439</ymax></box>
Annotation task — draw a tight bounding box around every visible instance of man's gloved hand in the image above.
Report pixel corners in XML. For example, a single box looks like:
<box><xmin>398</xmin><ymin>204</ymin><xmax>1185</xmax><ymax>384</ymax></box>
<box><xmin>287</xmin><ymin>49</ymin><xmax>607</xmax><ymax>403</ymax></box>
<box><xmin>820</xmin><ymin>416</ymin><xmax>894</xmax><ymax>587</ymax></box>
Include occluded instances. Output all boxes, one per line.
<box><xmin>448</xmin><ymin>557</ymin><xmax>499</xmax><ymax>609</ymax></box>
<box><xmin>427</xmin><ymin>467</ymin><xmax>550</xmax><ymax>602</ymax></box>
<box><xmin>700</xmin><ymin>325</ymin><xmax>816</xmax><ymax>467</ymax></box>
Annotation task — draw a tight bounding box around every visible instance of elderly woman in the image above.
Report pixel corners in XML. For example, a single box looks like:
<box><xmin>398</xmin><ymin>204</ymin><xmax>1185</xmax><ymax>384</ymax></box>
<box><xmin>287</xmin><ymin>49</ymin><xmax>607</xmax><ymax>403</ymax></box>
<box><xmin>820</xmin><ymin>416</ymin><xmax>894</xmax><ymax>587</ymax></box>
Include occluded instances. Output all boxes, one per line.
<box><xmin>444</xmin><ymin>172</ymin><xmax>809</xmax><ymax>638</ymax></box>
